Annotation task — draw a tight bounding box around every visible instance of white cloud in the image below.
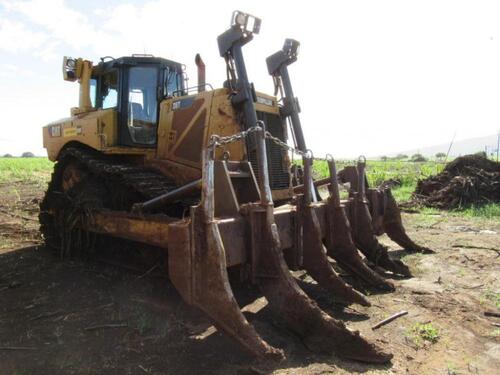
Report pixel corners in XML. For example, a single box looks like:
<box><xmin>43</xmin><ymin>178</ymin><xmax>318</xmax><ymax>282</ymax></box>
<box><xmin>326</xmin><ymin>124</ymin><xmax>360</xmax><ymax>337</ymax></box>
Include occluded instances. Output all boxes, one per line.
<box><xmin>34</xmin><ymin>40</ymin><xmax>60</xmax><ymax>62</ymax></box>
<box><xmin>2</xmin><ymin>0</ymin><xmax>98</xmax><ymax>48</ymax></box>
<box><xmin>0</xmin><ymin>63</ymin><xmax>35</xmax><ymax>77</ymax></box>
<box><xmin>1</xmin><ymin>0</ymin><xmax>500</xmax><ymax>157</ymax></box>
<box><xmin>0</xmin><ymin>18</ymin><xmax>47</xmax><ymax>53</ymax></box>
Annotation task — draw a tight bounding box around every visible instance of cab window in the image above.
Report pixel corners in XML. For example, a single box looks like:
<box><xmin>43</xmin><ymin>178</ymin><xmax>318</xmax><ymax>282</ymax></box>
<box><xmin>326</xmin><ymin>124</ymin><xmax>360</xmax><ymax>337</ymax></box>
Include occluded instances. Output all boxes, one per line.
<box><xmin>89</xmin><ymin>78</ymin><xmax>97</xmax><ymax>107</ymax></box>
<box><xmin>127</xmin><ymin>66</ymin><xmax>159</xmax><ymax>145</ymax></box>
<box><xmin>99</xmin><ymin>70</ymin><xmax>118</xmax><ymax>109</ymax></box>
<box><xmin>164</xmin><ymin>68</ymin><xmax>182</xmax><ymax>97</ymax></box>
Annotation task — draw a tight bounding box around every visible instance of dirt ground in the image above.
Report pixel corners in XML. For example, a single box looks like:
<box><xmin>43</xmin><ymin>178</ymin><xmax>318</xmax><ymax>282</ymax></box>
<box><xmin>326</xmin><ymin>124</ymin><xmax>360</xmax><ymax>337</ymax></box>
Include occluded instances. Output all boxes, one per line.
<box><xmin>0</xmin><ymin>179</ymin><xmax>499</xmax><ymax>375</ymax></box>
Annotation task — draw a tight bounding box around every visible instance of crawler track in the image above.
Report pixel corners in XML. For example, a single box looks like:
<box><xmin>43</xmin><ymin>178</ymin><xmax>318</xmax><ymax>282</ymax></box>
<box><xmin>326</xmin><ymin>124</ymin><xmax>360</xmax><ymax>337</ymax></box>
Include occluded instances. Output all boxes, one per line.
<box><xmin>39</xmin><ymin>145</ymin><xmax>190</xmax><ymax>257</ymax></box>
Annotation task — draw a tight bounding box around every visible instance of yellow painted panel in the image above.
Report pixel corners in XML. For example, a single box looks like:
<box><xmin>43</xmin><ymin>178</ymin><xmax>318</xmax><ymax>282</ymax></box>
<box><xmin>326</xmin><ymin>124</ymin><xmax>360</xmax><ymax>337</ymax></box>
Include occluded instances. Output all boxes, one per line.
<box><xmin>63</xmin><ymin>127</ymin><xmax>78</xmax><ymax>137</ymax></box>
<box><xmin>43</xmin><ymin>108</ymin><xmax>118</xmax><ymax>161</ymax></box>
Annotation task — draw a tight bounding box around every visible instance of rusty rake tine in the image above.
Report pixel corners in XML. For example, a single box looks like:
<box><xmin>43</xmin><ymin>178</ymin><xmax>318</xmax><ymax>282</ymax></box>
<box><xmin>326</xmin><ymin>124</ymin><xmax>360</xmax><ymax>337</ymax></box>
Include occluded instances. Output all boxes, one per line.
<box><xmin>324</xmin><ymin>158</ymin><xmax>395</xmax><ymax>291</ymax></box>
<box><xmin>300</xmin><ymin>156</ymin><xmax>370</xmax><ymax>306</ymax></box>
<box><xmin>255</xmin><ymin>208</ymin><xmax>392</xmax><ymax>363</ymax></box>
<box><xmin>381</xmin><ymin>189</ymin><xmax>434</xmax><ymax>254</ymax></box>
<box><xmin>349</xmin><ymin>160</ymin><xmax>412</xmax><ymax>277</ymax></box>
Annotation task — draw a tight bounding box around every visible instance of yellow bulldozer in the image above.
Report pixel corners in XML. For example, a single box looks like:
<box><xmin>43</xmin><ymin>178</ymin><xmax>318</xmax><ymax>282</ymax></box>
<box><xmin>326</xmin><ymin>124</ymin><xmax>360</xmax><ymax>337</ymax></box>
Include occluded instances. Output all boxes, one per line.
<box><xmin>40</xmin><ymin>11</ymin><xmax>431</xmax><ymax>363</ymax></box>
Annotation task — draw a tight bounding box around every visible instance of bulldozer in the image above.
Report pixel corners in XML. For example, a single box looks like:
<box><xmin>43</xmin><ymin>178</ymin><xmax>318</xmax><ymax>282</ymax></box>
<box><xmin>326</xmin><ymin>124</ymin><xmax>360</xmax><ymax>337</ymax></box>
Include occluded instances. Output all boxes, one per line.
<box><xmin>40</xmin><ymin>11</ymin><xmax>430</xmax><ymax>363</ymax></box>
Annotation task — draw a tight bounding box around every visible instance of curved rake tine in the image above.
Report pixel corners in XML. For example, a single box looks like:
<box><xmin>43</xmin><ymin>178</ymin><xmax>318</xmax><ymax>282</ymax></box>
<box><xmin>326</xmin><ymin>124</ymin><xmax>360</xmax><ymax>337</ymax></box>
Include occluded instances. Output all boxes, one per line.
<box><xmin>381</xmin><ymin>188</ymin><xmax>434</xmax><ymax>254</ymax></box>
<box><xmin>194</xmin><ymin>210</ymin><xmax>282</xmax><ymax>359</ymax></box>
<box><xmin>253</xmin><ymin>209</ymin><xmax>392</xmax><ymax>363</ymax></box>
<box><xmin>300</xmin><ymin>154</ymin><xmax>370</xmax><ymax>306</ymax></box>
<box><xmin>324</xmin><ymin>157</ymin><xmax>395</xmax><ymax>291</ymax></box>
<box><xmin>366</xmin><ymin>188</ymin><xmax>385</xmax><ymax>236</ymax></box>
<box><xmin>168</xmin><ymin>147</ymin><xmax>283</xmax><ymax>360</ymax></box>
<box><xmin>250</xmin><ymin>134</ymin><xmax>391</xmax><ymax>363</ymax></box>
<box><xmin>349</xmin><ymin>159</ymin><xmax>412</xmax><ymax>277</ymax></box>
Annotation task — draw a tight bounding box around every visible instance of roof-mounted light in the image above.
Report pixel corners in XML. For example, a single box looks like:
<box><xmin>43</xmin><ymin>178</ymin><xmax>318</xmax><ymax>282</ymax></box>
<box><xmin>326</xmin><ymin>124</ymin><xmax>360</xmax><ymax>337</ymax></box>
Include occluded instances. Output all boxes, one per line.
<box><xmin>282</xmin><ymin>39</ymin><xmax>300</xmax><ymax>58</ymax></box>
<box><xmin>231</xmin><ymin>10</ymin><xmax>261</xmax><ymax>34</ymax></box>
<box><xmin>62</xmin><ymin>56</ymin><xmax>78</xmax><ymax>81</ymax></box>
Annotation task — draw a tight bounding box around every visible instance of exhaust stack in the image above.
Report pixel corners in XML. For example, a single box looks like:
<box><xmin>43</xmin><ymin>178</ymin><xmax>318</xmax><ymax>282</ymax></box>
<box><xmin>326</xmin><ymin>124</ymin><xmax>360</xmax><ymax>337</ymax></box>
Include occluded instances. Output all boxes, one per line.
<box><xmin>195</xmin><ymin>53</ymin><xmax>206</xmax><ymax>92</ymax></box>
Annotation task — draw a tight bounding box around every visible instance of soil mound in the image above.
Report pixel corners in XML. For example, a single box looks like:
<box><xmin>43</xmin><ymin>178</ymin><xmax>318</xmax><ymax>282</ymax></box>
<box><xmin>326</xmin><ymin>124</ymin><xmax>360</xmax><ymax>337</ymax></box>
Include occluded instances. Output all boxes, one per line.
<box><xmin>414</xmin><ymin>154</ymin><xmax>500</xmax><ymax>209</ymax></box>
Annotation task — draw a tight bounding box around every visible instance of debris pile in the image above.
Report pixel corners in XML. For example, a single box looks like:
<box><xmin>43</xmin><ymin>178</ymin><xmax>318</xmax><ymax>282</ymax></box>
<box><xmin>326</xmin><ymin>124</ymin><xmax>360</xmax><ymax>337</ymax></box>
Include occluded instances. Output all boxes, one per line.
<box><xmin>414</xmin><ymin>154</ymin><xmax>500</xmax><ymax>209</ymax></box>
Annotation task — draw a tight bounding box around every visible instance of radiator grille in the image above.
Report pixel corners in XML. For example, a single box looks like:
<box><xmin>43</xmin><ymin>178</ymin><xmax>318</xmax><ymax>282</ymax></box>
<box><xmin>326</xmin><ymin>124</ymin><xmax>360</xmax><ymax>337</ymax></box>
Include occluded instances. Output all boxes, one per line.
<box><xmin>247</xmin><ymin>112</ymin><xmax>290</xmax><ymax>190</ymax></box>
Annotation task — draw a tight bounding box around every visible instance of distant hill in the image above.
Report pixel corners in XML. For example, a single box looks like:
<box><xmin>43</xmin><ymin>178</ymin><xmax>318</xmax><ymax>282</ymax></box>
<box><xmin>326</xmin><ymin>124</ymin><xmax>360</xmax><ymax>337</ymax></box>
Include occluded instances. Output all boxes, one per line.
<box><xmin>389</xmin><ymin>133</ymin><xmax>499</xmax><ymax>159</ymax></box>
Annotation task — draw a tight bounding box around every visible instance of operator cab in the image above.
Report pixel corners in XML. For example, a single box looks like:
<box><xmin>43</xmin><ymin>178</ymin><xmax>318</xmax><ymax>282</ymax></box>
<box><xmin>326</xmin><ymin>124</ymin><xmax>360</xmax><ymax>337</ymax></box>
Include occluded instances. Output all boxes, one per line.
<box><xmin>91</xmin><ymin>55</ymin><xmax>185</xmax><ymax>147</ymax></box>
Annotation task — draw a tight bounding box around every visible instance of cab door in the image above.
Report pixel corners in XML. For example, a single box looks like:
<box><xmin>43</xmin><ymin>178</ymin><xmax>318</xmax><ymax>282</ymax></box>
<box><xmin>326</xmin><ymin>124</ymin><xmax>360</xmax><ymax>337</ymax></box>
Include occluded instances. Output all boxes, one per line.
<box><xmin>118</xmin><ymin>64</ymin><xmax>161</xmax><ymax>147</ymax></box>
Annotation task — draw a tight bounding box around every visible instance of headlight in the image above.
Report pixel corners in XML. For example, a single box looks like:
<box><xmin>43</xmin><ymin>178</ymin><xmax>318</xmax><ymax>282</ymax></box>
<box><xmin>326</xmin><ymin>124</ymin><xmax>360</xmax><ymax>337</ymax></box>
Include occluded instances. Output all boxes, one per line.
<box><xmin>283</xmin><ymin>39</ymin><xmax>300</xmax><ymax>58</ymax></box>
<box><xmin>62</xmin><ymin>56</ymin><xmax>77</xmax><ymax>81</ymax></box>
<box><xmin>231</xmin><ymin>10</ymin><xmax>261</xmax><ymax>34</ymax></box>
<box><xmin>49</xmin><ymin>125</ymin><xmax>61</xmax><ymax>137</ymax></box>
<box><xmin>66</xmin><ymin>58</ymin><xmax>76</xmax><ymax>69</ymax></box>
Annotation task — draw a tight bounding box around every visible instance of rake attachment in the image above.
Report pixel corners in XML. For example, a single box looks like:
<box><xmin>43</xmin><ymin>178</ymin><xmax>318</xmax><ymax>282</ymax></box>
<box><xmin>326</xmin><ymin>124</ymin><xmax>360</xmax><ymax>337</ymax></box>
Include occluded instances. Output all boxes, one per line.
<box><xmin>338</xmin><ymin>162</ymin><xmax>432</xmax><ymax>255</ymax></box>
<box><xmin>168</xmin><ymin>146</ymin><xmax>284</xmax><ymax>360</ymax></box>
<box><xmin>323</xmin><ymin>156</ymin><xmax>395</xmax><ymax>291</ymax></box>
<box><xmin>168</xmin><ymin>16</ymin><xmax>395</xmax><ymax>362</ymax></box>
<box><xmin>377</xmin><ymin>188</ymin><xmax>433</xmax><ymax>254</ymax></box>
<box><xmin>298</xmin><ymin>154</ymin><xmax>370</xmax><ymax>306</ymax></box>
<box><xmin>248</xmin><ymin>127</ymin><xmax>392</xmax><ymax>362</ymax></box>
<box><xmin>265</xmin><ymin>37</ymin><xmax>402</xmax><ymax>287</ymax></box>
<box><xmin>167</xmin><ymin>125</ymin><xmax>393</xmax><ymax>363</ymax></box>
<box><xmin>345</xmin><ymin>158</ymin><xmax>412</xmax><ymax>277</ymax></box>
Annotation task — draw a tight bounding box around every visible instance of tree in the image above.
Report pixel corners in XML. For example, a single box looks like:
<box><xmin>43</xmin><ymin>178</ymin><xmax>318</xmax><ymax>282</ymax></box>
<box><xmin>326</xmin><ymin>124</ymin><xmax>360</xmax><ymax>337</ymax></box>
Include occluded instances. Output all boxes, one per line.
<box><xmin>380</xmin><ymin>155</ymin><xmax>388</xmax><ymax>161</ymax></box>
<box><xmin>411</xmin><ymin>153</ymin><xmax>427</xmax><ymax>162</ymax></box>
<box><xmin>2</xmin><ymin>153</ymin><xmax>12</xmax><ymax>158</ymax></box>
<box><xmin>395</xmin><ymin>154</ymin><xmax>408</xmax><ymax>160</ymax></box>
<box><xmin>21</xmin><ymin>152</ymin><xmax>35</xmax><ymax>158</ymax></box>
<box><xmin>435</xmin><ymin>152</ymin><xmax>446</xmax><ymax>161</ymax></box>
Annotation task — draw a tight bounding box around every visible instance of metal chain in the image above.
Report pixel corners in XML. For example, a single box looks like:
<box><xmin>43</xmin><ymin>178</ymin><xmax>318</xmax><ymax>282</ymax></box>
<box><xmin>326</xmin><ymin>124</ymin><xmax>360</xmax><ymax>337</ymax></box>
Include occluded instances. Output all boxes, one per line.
<box><xmin>208</xmin><ymin>125</ymin><xmax>262</xmax><ymax>148</ymax></box>
<box><xmin>208</xmin><ymin>121</ymin><xmax>331</xmax><ymax>161</ymax></box>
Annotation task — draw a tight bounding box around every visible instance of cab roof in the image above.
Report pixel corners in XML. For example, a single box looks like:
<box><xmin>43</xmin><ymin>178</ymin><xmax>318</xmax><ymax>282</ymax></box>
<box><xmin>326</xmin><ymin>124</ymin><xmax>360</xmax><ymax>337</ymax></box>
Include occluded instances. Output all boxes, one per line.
<box><xmin>93</xmin><ymin>55</ymin><xmax>184</xmax><ymax>74</ymax></box>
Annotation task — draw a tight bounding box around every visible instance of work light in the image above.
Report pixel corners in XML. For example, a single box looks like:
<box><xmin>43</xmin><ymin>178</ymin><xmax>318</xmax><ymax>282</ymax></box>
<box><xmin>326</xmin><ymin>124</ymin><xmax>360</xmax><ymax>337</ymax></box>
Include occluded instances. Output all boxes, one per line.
<box><xmin>283</xmin><ymin>39</ymin><xmax>300</xmax><ymax>58</ymax></box>
<box><xmin>62</xmin><ymin>56</ymin><xmax>77</xmax><ymax>81</ymax></box>
<box><xmin>231</xmin><ymin>10</ymin><xmax>261</xmax><ymax>34</ymax></box>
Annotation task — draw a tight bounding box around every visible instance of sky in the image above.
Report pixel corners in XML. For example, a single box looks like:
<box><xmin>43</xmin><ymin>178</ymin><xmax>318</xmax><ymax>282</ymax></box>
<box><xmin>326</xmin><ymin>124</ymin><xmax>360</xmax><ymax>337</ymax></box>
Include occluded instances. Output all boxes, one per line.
<box><xmin>0</xmin><ymin>0</ymin><xmax>499</xmax><ymax>157</ymax></box>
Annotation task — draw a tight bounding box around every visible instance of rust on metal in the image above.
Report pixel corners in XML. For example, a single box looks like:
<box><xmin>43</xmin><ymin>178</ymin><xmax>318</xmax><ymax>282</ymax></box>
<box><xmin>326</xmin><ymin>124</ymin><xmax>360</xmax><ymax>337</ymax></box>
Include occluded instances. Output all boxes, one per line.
<box><xmin>132</xmin><ymin>179</ymin><xmax>202</xmax><ymax>213</ymax></box>
<box><xmin>168</xmin><ymin>146</ymin><xmax>283</xmax><ymax>359</ymax></box>
<box><xmin>248</xmin><ymin>128</ymin><xmax>392</xmax><ymax>363</ymax></box>
<box><xmin>195</xmin><ymin>53</ymin><xmax>206</xmax><ymax>92</ymax></box>
<box><xmin>38</xmin><ymin>14</ymin><xmax>433</xmax><ymax>362</ymax></box>
<box><xmin>338</xmin><ymin>162</ymin><xmax>431</xmax><ymax>255</ymax></box>
<box><xmin>324</xmin><ymin>157</ymin><xmax>395</xmax><ymax>291</ymax></box>
<box><xmin>347</xmin><ymin>160</ymin><xmax>412</xmax><ymax>277</ymax></box>
<box><xmin>380</xmin><ymin>188</ymin><xmax>433</xmax><ymax>253</ymax></box>
<box><xmin>299</xmin><ymin>155</ymin><xmax>370</xmax><ymax>306</ymax></box>
<box><xmin>90</xmin><ymin>210</ymin><xmax>174</xmax><ymax>248</ymax></box>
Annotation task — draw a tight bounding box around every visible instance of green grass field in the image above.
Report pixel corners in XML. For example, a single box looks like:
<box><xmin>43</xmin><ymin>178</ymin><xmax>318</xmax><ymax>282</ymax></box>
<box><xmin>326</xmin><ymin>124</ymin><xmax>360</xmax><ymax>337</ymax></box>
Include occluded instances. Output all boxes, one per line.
<box><xmin>0</xmin><ymin>157</ymin><xmax>53</xmax><ymax>186</ymax></box>
<box><xmin>312</xmin><ymin>159</ymin><xmax>444</xmax><ymax>202</ymax></box>
<box><xmin>0</xmin><ymin>157</ymin><xmax>498</xmax><ymax>218</ymax></box>
<box><xmin>311</xmin><ymin>159</ymin><xmax>499</xmax><ymax>218</ymax></box>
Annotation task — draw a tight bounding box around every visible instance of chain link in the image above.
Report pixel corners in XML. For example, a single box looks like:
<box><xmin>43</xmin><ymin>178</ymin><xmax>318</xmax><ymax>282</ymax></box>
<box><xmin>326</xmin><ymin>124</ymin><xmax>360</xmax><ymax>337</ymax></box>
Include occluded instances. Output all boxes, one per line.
<box><xmin>208</xmin><ymin>125</ymin><xmax>262</xmax><ymax>148</ymax></box>
<box><xmin>208</xmin><ymin>121</ymin><xmax>331</xmax><ymax>161</ymax></box>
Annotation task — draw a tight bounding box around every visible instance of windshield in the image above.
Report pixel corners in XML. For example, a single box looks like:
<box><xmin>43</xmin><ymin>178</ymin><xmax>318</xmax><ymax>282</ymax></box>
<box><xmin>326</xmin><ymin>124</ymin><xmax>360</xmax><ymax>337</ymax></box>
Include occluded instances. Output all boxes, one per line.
<box><xmin>127</xmin><ymin>66</ymin><xmax>159</xmax><ymax>145</ymax></box>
